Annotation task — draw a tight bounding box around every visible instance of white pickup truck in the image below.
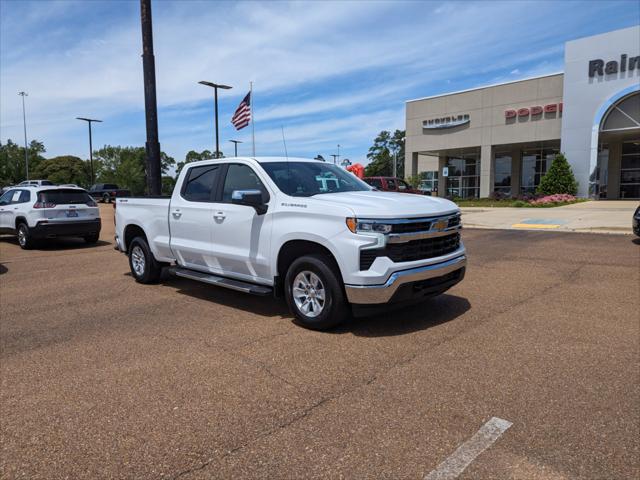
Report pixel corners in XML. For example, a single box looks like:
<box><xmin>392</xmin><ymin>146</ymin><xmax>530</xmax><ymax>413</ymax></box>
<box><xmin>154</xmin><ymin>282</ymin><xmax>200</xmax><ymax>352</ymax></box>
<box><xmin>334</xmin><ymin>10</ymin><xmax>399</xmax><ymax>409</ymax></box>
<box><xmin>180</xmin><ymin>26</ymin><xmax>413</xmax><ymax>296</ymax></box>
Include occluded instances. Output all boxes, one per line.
<box><xmin>115</xmin><ymin>157</ymin><xmax>466</xmax><ymax>330</ymax></box>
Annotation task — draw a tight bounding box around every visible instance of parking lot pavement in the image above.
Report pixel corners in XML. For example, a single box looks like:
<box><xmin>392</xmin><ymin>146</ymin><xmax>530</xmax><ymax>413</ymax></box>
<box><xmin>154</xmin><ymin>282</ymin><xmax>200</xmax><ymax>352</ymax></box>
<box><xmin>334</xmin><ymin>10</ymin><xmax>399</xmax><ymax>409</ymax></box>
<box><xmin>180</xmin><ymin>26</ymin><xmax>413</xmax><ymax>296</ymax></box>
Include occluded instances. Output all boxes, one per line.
<box><xmin>1</xmin><ymin>205</ymin><xmax>638</xmax><ymax>479</ymax></box>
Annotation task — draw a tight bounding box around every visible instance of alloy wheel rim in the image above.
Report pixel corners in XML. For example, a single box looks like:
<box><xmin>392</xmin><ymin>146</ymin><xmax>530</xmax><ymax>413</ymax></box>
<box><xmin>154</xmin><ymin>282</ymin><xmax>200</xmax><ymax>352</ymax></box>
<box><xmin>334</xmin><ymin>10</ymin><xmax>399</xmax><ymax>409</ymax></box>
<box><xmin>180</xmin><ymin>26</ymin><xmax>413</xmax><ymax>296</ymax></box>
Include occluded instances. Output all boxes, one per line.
<box><xmin>292</xmin><ymin>270</ymin><xmax>326</xmax><ymax>318</ymax></box>
<box><xmin>131</xmin><ymin>246</ymin><xmax>146</xmax><ymax>277</ymax></box>
<box><xmin>18</xmin><ymin>227</ymin><xmax>26</xmax><ymax>246</ymax></box>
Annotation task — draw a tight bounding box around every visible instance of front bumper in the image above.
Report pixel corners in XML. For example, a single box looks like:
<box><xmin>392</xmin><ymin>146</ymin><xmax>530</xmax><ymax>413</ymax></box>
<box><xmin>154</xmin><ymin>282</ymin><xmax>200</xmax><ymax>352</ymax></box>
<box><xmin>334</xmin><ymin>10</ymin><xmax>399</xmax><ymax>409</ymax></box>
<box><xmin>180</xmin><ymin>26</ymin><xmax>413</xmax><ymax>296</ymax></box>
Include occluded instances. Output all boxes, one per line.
<box><xmin>344</xmin><ymin>254</ymin><xmax>466</xmax><ymax>304</ymax></box>
<box><xmin>31</xmin><ymin>219</ymin><xmax>101</xmax><ymax>239</ymax></box>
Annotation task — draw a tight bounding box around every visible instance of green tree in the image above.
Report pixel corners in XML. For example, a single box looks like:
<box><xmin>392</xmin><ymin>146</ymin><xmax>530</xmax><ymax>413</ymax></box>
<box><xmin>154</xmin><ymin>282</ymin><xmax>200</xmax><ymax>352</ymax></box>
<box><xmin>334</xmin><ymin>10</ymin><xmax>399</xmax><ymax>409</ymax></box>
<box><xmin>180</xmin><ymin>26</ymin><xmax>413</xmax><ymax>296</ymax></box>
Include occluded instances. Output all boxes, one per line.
<box><xmin>536</xmin><ymin>153</ymin><xmax>578</xmax><ymax>196</ymax></box>
<box><xmin>93</xmin><ymin>145</ymin><xmax>175</xmax><ymax>195</ymax></box>
<box><xmin>32</xmin><ymin>156</ymin><xmax>91</xmax><ymax>187</ymax></box>
<box><xmin>364</xmin><ymin>129</ymin><xmax>405</xmax><ymax>177</ymax></box>
<box><xmin>0</xmin><ymin>139</ymin><xmax>46</xmax><ymax>187</ymax></box>
<box><xmin>176</xmin><ymin>149</ymin><xmax>215</xmax><ymax>176</ymax></box>
<box><xmin>162</xmin><ymin>175</ymin><xmax>176</xmax><ymax>195</ymax></box>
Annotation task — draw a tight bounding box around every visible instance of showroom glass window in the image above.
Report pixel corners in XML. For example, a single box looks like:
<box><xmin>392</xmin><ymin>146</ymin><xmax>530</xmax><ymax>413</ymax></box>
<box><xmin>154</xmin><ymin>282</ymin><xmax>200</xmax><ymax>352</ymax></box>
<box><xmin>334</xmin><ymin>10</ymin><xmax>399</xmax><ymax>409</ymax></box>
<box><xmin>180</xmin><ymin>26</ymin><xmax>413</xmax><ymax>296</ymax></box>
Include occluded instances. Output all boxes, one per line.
<box><xmin>493</xmin><ymin>153</ymin><xmax>512</xmax><ymax>197</ymax></box>
<box><xmin>521</xmin><ymin>147</ymin><xmax>558</xmax><ymax>194</ymax></box>
<box><xmin>419</xmin><ymin>171</ymin><xmax>438</xmax><ymax>193</ymax></box>
<box><xmin>620</xmin><ymin>140</ymin><xmax>640</xmax><ymax>199</ymax></box>
<box><xmin>445</xmin><ymin>152</ymin><xmax>479</xmax><ymax>199</ymax></box>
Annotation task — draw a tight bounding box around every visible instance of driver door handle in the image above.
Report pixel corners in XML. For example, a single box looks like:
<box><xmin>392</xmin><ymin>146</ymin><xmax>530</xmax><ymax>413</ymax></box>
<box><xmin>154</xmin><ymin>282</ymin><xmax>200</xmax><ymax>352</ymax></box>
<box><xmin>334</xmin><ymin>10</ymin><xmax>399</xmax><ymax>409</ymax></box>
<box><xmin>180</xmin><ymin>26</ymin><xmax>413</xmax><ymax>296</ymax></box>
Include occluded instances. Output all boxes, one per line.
<box><xmin>172</xmin><ymin>210</ymin><xmax>182</xmax><ymax>219</ymax></box>
<box><xmin>214</xmin><ymin>211</ymin><xmax>225</xmax><ymax>219</ymax></box>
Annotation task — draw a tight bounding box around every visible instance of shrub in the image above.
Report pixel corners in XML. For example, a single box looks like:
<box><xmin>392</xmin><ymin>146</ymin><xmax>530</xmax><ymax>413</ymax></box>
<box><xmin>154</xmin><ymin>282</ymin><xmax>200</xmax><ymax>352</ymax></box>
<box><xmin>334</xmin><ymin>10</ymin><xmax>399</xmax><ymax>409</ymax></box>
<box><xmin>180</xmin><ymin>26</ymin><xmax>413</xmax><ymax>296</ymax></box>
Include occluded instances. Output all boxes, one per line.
<box><xmin>513</xmin><ymin>200</ymin><xmax>529</xmax><ymax>208</ymax></box>
<box><xmin>529</xmin><ymin>194</ymin><xmax>577</xmax><ymax>206</ymax></box>
<box><xmin>536</xmin><ymin>153</ymin><xmax>578</xmax><ymax>196</ymax></box>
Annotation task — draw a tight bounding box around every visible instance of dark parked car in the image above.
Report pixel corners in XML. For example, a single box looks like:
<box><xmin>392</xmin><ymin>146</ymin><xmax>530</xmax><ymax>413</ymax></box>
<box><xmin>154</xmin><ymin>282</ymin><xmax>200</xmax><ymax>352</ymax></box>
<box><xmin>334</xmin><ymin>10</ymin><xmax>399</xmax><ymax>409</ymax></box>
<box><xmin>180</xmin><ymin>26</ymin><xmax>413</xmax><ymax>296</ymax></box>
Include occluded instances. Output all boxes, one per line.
<box><xmin>363</xmin><ymin>176</ymin><xmax>426</xmax><ymax>195</ymax></box>
<box><xmin>88</xmin><ymin>184</ymin><xmax>131</xmax><ymax>203</ymax></box>
<box><xmin>633</xmin><ymin>205</ymin><xmax>640</xmax><ymax>237</ymax></box>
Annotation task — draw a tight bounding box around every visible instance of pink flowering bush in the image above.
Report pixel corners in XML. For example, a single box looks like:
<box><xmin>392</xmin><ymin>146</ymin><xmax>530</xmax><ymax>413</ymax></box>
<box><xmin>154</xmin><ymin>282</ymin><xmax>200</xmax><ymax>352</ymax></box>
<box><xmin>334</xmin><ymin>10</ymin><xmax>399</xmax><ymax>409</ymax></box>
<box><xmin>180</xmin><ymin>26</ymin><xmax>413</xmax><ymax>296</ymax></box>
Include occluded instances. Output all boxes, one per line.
<box><xmin>528</xmin><ymin>194</ymin><xmax>577</xmax><ymax>206</ymax></box>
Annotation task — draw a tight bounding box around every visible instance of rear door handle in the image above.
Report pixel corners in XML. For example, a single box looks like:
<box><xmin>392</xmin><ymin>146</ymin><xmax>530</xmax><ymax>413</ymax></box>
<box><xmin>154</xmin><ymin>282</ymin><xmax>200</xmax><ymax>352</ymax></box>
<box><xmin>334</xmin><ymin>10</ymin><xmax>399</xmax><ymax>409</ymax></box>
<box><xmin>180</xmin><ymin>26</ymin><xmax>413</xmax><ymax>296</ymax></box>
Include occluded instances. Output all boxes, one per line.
<box><xmin>172</xmin><ymin>210</ymin><xmax>182</xmax><ymax>219</ymax></box>
<box><xmin>214</xmin><ymin>211</ymin><xmax>225</xmax><ymax>219</ymax></box>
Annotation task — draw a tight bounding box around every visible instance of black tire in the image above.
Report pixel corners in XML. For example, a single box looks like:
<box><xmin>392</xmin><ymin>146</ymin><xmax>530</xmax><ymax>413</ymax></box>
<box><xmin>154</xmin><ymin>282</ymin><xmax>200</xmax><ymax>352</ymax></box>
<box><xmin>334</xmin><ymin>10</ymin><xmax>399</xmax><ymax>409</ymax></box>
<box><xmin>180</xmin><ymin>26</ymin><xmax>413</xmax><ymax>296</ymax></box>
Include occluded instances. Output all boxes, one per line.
<box><xmin>128</xmin><ymin>236</ymin><xmax>162</xmax><ymax>284</ymax></box>
<box><xmin>84</xmin><ymin>233</ymin><xmax>100</xmax><ymax>244</ymax></box>
<box><xmin>284</xmin><ymin>254</ymin><xmax>350</xmax><ymax>330</ymax></box>
<box><xmin>16</xmin><ymin>223</ymin><xmax>35</xmax><ymax>250</ymax></box>
<box><xmin>102</xmin><ymin>193</ymin><xmax>111</xmax><ymax>204</ymax></box>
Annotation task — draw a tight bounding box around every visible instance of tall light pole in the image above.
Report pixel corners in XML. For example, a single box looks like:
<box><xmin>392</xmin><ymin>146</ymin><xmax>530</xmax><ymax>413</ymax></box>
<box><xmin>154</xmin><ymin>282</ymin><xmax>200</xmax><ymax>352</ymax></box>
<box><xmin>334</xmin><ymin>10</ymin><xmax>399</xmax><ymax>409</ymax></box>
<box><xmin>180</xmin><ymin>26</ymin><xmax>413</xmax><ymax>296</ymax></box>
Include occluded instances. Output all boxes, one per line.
<box><xmin>199</xmin><ymin>81</ymin><xmax>232</xmax><ymax>158</ymax></box>
<box><xmin>140</xmin><ymin>0</ymin><xmax>162</xmax><ymax>195</ymax></box>
<box><xmin>229</xmin><ymin>139</ymin><xmax>242</xmax><ymax>157</ymax></box>
<box><xmin>337</xmin><ymin>144</ymin><xmax>340</xmax><ymax>164</ymax></box>
<box><xmin>76</xmin><ymin>117</ymin><xmax>102</xmax><ymax>186</ymax></box>
<box><xmin>330</xmin><ymin>154</ymin><xmax>338</xmax><ymax>164</ymax></box>
<box><xmin>18</xmin><ymin>92</ymin><xmax>29</xmax><ymax>180</ymax></box>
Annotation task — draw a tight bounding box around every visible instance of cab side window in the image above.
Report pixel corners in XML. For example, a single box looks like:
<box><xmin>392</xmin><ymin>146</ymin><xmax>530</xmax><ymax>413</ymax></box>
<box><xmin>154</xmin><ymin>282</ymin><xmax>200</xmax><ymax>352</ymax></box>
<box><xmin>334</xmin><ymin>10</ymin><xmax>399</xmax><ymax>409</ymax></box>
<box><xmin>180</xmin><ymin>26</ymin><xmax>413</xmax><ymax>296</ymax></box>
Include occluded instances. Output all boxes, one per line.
<box><xmin>386</xmin><ymin>179</ymin><xmax>397</xmax><ymax>190</ymax></box>
<box><xmin>182</xmin><ymin>164</ymin><xmax>221</xmax><ymax>202</ymax></box>
<box><xmin>222</xmin><ymin>164</ymin><xmax>269</xmax><ymax>203</ymax></box>
<box><xmin>367</xmin><ymin>178</ymin><xmax>383</xmax><ymax>189</ymax></box>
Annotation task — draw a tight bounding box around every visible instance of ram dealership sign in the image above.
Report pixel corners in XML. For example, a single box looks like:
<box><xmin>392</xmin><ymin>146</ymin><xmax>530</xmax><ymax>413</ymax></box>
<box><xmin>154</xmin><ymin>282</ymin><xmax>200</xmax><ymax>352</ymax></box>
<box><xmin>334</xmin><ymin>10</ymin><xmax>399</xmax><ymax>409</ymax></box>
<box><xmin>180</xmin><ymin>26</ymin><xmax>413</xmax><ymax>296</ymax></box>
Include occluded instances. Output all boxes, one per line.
<box><xmin>423</xmin><ymin>114</ymin><xmax>470</xmax><ymax>130</ymax></box>
<box><xmin>588</xmin><ymin>54</ymin><xmax>639</xmax><ymax>77</ymax></box>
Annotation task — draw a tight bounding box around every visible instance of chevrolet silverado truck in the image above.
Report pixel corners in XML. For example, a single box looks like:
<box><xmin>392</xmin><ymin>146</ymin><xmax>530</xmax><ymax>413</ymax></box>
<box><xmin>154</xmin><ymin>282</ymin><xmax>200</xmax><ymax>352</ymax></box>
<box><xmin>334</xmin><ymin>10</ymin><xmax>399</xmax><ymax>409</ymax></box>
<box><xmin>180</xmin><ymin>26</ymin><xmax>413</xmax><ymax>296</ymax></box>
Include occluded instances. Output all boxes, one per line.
<box><xmin>114</xmin><ymin>157</ymin><xmax>466</xmax><ymax>330</ymax></box>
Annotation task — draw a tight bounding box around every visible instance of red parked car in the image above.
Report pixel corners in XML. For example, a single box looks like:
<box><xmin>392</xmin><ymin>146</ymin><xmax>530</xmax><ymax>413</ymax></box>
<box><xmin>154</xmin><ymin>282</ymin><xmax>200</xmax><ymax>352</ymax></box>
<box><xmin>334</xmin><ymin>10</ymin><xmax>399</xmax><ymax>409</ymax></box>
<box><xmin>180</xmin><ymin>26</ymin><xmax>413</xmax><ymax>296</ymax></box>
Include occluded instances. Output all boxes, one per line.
<box><xmin>363</xmin><ymin>176</ymin><xmax>426</xmax><ymax>195</ymax></box>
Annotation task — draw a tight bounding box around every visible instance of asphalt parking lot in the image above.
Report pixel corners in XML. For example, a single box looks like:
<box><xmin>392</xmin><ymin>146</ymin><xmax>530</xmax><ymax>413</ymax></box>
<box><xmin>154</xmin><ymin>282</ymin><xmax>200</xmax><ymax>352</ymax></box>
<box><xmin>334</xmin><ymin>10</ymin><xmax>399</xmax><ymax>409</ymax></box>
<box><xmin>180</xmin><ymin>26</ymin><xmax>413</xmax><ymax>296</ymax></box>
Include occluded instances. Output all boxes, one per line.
<box><xmin>1</xmin><ymin>205</ymin><xmax>638</xmax><ymax>480</ymax></box>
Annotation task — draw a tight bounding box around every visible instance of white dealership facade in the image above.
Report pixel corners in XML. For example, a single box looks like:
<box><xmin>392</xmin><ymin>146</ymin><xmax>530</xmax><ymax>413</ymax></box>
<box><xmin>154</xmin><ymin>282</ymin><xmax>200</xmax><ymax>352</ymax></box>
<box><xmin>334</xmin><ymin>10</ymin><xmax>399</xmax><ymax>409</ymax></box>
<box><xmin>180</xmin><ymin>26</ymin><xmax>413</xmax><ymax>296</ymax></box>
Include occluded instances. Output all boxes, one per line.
<box><xmin>405</xmin><ymin>26</ymin><xmax>640</xmax><ymax>199</ymax></box>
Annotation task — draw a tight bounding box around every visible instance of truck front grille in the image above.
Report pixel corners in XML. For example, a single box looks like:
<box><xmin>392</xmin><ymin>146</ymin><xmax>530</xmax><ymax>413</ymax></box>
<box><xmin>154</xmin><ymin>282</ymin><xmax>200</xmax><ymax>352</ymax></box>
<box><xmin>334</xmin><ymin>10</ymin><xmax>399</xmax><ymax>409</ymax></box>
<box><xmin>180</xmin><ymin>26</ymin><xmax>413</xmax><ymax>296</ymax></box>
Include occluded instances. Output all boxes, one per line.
<box><xmin>359</xmin><ymin>233</ymin><xmax>461</xmax><ymax>270</ymax></box>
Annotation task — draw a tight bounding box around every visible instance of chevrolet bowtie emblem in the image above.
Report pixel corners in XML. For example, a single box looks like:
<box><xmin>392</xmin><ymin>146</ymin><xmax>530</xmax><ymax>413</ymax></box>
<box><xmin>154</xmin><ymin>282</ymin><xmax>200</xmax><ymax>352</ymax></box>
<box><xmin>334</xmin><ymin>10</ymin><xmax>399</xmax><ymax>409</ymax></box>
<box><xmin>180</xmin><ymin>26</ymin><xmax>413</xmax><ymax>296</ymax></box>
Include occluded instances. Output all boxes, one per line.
<box><xmin>433</xmin><ymin>219</ymin><xmax>448</xmax><ymax>231</ymax></box>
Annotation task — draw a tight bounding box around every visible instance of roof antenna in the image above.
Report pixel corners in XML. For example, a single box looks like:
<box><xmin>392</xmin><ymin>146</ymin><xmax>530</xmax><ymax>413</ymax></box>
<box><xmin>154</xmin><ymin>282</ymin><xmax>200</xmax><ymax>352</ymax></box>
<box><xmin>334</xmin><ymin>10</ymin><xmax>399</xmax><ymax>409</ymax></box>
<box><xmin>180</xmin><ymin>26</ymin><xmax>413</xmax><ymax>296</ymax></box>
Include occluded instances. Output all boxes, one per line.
<box><xmin>281</xmin><ymin>125</ymin><xmax>289</xmax><ymax>160</ymax></box>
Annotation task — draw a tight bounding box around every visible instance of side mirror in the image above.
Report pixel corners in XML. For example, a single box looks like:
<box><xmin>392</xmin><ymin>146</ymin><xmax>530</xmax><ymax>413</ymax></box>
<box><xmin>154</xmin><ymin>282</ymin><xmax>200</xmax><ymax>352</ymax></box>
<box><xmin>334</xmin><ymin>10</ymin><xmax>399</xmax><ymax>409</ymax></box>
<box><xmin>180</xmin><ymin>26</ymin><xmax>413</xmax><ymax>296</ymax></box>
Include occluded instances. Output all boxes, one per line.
<box><xmin>231</xmin><ymin>189</ymin><xmax>267</xmax><ymax>215</ymax></box>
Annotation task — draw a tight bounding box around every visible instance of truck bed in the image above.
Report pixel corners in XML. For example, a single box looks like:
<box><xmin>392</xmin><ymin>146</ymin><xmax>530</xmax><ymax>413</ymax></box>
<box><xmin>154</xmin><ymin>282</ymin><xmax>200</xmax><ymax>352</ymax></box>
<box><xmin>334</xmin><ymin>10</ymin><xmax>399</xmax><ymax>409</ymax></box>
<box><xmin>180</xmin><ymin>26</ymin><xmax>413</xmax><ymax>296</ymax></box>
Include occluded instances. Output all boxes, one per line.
<box><xmin>115</xmin><ymin>197</ymin><xmax>174</xmax><ymax>261</ymax></box>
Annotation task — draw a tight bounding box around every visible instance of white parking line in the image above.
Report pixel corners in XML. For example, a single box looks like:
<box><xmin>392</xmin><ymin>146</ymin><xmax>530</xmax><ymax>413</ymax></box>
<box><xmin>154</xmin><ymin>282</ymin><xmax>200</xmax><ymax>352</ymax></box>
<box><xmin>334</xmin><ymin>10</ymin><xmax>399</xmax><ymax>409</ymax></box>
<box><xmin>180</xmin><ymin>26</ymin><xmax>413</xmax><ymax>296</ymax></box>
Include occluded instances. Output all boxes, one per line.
<box><xmin>424</xmin><ymin>417</ymin><xmax>513</xmax><ymax>480</ymax></box>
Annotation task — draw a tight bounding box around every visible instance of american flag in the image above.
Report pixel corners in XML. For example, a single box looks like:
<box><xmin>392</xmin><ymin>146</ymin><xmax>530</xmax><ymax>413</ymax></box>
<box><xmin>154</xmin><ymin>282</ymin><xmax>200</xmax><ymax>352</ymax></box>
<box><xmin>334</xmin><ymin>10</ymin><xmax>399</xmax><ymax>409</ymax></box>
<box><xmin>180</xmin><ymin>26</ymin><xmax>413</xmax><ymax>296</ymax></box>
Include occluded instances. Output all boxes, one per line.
<box><xmin>231</xmin><ymin>92</ymin><xmax>251</xmax><ymax>130</ymax></box>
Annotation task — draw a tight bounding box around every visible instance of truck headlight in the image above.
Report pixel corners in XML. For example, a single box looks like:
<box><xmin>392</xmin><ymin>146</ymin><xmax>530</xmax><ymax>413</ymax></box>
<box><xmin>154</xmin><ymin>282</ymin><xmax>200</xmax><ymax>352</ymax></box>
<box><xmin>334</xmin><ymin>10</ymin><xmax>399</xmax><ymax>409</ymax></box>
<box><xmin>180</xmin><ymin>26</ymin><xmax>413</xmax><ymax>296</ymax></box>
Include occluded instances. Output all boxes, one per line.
<box><xmin>346</xmin><ymin>218</ymin><xmax>392</xmax><ymax>234</ymax></box>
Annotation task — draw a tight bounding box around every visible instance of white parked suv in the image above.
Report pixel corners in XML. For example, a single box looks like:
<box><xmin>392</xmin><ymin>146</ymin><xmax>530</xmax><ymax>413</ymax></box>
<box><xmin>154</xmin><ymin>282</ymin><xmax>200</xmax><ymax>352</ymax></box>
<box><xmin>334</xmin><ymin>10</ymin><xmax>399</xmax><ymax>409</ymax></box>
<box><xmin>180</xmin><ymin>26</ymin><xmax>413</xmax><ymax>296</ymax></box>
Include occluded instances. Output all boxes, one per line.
<box><xmin>114</xmin><ymin>157</ymin><xmax>466</xmax><ymax>330</ymax></box>
<box><xmin>0</xmin><ymin>186</ymin><xmax>101</xmax><ymax>249</ymax></box>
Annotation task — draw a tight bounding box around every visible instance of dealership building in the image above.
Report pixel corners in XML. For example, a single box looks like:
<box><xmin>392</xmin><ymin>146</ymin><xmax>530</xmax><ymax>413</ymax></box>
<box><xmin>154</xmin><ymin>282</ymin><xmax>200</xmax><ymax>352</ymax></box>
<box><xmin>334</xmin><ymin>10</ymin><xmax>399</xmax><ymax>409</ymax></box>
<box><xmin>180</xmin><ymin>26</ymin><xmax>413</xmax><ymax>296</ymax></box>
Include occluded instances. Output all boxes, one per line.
<box><xmin>405</xmin><ymin>26</ymin><xmax>640</xmax><ymax>199</ymax></box>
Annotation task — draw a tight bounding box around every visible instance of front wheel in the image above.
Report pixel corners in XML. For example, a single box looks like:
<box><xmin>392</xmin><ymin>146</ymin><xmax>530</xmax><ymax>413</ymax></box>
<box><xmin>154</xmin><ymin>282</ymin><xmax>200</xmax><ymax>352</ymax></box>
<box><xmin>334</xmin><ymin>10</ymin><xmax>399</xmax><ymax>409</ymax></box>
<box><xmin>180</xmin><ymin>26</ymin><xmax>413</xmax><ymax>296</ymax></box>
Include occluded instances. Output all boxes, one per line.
<box><xmin>284</xmin><ymin>254</ymin><xmax>350</xmax><ymax>330</ymax></box>
<box><xmin>128</xmin><ymin>237</ymin><xmax>162</xmax><ymax>283</ymax></box>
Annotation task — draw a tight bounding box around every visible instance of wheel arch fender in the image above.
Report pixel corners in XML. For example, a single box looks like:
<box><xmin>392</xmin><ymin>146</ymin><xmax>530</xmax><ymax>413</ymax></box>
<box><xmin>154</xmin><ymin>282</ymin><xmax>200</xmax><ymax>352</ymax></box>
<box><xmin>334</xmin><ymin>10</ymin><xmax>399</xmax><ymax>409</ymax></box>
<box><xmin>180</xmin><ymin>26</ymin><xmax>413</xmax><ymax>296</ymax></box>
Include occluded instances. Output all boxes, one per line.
<box><xmin>274</xmin><ymin>235</ymin><xmax>345</xmax><ymax>296</ymax></box>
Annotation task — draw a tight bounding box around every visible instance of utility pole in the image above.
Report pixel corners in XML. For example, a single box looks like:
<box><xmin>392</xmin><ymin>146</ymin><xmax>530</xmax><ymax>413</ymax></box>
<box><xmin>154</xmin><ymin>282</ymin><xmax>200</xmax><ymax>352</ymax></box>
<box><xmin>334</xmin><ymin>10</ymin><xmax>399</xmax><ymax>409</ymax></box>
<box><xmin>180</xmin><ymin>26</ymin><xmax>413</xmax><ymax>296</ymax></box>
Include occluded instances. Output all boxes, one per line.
<box><xmin>140</xmin><ymin>0</ymin><xmax>162</xmax><ymax>195</ymax></box>
<box><xmin>199</xmin><ymin>81</ymin><xmax>232</xmax><ymax>158</ymax></box>
<box><xmin>18</xmin><ymin>92</ymin><xmax>29</xmax><ymax>180</ymax></box>
<box><xmin>76</xmin><ymin>117</ymin><xmax>102</xmax><ymax>185</ymax></box>
<box><xmin>229</xmin><ymin>139</ymin><xmax>242</xmax><ymax>157</ymax></box>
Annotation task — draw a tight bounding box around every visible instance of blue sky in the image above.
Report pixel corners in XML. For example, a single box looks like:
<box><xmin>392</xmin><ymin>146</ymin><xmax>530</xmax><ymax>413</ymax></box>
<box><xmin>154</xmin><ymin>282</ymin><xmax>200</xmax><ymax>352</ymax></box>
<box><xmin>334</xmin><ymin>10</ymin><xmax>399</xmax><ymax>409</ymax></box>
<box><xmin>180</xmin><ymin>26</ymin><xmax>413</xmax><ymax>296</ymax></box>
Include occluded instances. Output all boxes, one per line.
<box><xmin>1</xmin><ymin>0</ymin><xmax>638</xmax><ymax>168</ymax></box>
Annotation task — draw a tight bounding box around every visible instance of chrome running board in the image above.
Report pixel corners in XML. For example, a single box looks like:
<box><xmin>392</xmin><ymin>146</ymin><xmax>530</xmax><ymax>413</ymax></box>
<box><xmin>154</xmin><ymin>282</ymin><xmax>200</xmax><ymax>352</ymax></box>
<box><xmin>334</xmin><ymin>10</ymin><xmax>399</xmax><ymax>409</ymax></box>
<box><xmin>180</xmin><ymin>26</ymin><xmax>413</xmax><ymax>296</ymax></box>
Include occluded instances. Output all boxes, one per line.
<box><xmin>171</xmin><ymin>267</ymin><xmax>272</xmax><ymax>296</ymax></box>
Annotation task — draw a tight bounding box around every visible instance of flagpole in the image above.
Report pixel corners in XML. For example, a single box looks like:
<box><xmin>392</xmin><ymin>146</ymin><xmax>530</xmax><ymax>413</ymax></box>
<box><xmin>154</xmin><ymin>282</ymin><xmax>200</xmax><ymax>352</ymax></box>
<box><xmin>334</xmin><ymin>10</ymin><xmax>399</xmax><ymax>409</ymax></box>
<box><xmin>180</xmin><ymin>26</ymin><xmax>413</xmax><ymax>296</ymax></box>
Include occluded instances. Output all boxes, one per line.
<box><xmin>250</xmin><ymin>81</ymin><xmax>256</xmax><ymax>157</ymax></box>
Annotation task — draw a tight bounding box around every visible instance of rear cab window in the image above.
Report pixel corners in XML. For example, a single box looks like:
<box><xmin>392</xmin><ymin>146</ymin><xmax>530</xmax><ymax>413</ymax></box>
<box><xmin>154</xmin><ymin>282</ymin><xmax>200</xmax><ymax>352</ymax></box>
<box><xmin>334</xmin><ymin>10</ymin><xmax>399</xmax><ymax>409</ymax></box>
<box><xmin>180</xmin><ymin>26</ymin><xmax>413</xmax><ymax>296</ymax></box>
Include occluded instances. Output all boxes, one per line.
<box><xmin>181</xmin><ymin>164</ymin><xmax>221</xmax><ymax>202</ymax></box>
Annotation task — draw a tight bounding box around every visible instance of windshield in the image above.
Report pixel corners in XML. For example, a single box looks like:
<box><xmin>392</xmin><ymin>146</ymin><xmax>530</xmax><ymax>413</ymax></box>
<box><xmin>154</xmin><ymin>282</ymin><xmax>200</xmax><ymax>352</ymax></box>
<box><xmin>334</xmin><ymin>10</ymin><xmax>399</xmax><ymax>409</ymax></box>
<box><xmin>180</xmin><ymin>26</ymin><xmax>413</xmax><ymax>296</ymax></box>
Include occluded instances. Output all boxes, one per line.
<box><xmin>260</xmin><ymin>162</ymin><xmax>371</xmax><ymax>197</ymax></box>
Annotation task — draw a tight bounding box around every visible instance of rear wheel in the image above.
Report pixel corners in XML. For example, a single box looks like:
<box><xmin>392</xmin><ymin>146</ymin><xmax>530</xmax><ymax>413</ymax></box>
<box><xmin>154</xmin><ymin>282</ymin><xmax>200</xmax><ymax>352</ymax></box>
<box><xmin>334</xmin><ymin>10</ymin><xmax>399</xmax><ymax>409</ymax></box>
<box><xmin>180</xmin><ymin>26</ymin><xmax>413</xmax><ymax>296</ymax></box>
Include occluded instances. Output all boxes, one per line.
<box><xmin>284</xmin><ymin>254</ymin><xmax>349</xmax><ymax>330</ymax></box>
<box><xmin>17</xmin><ymin>223</ymin><xmax>35</xmax><ymax>250</ymax></box>
<box><xmin>128</xmin><ymin>237</ymin><xmax>162</xmax><ymax>283</ymax></box>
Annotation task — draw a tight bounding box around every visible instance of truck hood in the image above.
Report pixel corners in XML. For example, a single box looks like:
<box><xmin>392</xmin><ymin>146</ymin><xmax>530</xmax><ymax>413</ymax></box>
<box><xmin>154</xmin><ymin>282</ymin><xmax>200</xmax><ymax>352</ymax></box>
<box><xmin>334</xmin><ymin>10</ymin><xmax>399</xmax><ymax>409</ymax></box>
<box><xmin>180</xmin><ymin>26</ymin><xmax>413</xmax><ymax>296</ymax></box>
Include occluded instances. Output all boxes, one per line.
<box><xmin>310</xmin><ymin>191</ymin><xmax>459</xmax><ymax>218</ymax></box>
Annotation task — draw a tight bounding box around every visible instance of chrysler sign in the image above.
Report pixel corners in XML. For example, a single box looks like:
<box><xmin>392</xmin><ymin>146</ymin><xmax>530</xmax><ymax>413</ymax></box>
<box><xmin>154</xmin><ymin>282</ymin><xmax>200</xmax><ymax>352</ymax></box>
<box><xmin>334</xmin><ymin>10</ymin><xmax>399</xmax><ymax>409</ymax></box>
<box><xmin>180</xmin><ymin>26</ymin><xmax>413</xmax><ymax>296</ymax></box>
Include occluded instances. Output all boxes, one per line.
<box><xmin>423</xmin><ymin>114</ymin><xmax>470</xmax><ymax>130</ymax></box>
